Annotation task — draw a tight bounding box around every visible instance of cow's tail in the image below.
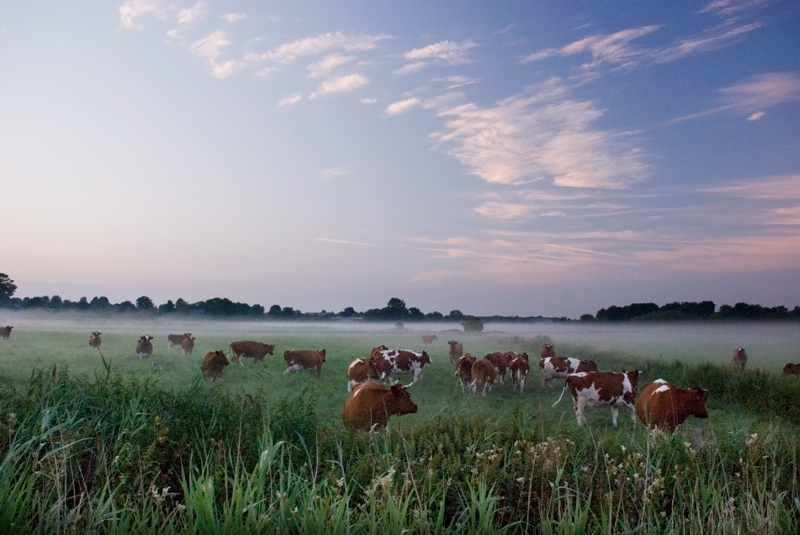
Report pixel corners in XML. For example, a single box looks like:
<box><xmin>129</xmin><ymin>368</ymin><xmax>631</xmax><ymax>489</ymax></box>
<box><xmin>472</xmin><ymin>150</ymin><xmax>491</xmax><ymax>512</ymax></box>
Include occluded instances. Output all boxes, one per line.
<box><xmin>552</xmin><ymin>385</ymin><xmax>568</xmax><ymax>408</ymax></box>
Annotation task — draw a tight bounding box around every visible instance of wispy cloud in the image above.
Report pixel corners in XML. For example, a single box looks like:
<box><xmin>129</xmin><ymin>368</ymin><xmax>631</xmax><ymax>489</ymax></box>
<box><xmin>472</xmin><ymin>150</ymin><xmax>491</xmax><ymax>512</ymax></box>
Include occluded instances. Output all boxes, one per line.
<box><xmin>278</xmin><ymin>94</ymin><xmax>302</xmax><ymax>106</ymax></box>
<box><xmin>705</xmin><ymin>174</ymin><xmax>800</xmax><ymax>200</ymax></box>
<box><xmin>397</xmin><ymin>40</ymin><xmax>478</xmax><ymax>74</ymax></box>
<box><xmin>316</xmin><ymin>238</ymin><xmax>376</xmax><ymax>247</ymax></box>
<box><xmin>167</xmin><ymin>1</ymin><xmax>207</xmax><ymax>39</ymax></box>
<box><xmin>385</xmin><ymin>98</ymin><xmax>420</xmax><ymax>116</ymax></box>
<box><xmin>187</xmin><ymin>31</ymin><xmax>239</xmax><ymax>78</ymax></box>
<box><xmin>747</xmin><ymin>111</ymin><xmax>766</xmax><ymax>121</ymax></box>
<box><xmin>310</xmin><ymin>73</ymin><xmax>368</xmax><ymax>98</ymax></box>
<box><xmin>118</xmin><ymin>0</ymin><xmax>169</xmax><ymax>29</ymax></box>
<box><xmin>221</xmin><ymin>12</ymin><xmax>245</xmax><ymax>23</ymax></box>
<box><xmin>253</xmin><ymin>31</ymin><xmax>389</xmax><ymax>65</ymax></box>
<box><xmin>306</xmin><ymin>53</ymin><xmax>354</xmax><ymax>79</ymax></box>
<box><xmin>321</xmin><ymin>167</ymin><xmax>352</xmax><ymax>179</ymax></box>
<box><xmin>435</xmin><ymin>75</ymin><xmax>479</xmax><ymax>89</ymax></box>
<box><xmin>701</xmin><ymin>0</ymin><xmax>775</xmax><ymax>16</ymax></box>
<box><xmin>654</xmin><ymin>21</ymin><xmax>761</xmax><ymax>63</ymax></box>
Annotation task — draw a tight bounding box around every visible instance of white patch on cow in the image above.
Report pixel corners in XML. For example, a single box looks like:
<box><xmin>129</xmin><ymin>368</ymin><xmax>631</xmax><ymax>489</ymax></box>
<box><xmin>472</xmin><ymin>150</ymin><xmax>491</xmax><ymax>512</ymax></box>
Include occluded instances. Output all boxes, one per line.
<box><xmin>653</xmin><ymin>382</ymin><xmax>671</xmax><ymax>394</ymax></box>
<box><xmin>567</xmin><ymin>357</ymin><xmax>580</xmax><ymax>370</ymax></box>
<box><xmin>284</xmin><ymin>364</ymin><xmax>307</xmax><ymax>374</ymax></box>
<box><xmin>377</xmin><ymin>349</ymin><xmax>428</xmax><ymax>386</ymax></box>
<box><xmin>347</xmin><ymin>359</ymin><xmax>364</xmax><ymax>373</ymax></box>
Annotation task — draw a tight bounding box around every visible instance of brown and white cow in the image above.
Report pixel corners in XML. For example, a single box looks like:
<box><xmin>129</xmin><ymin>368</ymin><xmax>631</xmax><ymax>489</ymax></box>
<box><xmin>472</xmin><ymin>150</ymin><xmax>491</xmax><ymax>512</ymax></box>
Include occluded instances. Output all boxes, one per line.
<box><xmin>448</xmin><ymin>340</ymin><xmax>464</xmax><ymax>366</ymax></box>
<box><xmin>370</xmin><ymin>345</ymin><xmax>388</xmax><ymax>359</ymax></box>
<box><xmin>484</xmin><ymin>352</ymin><xmax>510</xmax><ymax>384</ymax></box>
<box><xmin>346</xmin><ymin>357</ymin><xmax>381</xmax><ymax>391</ymax></box>
<box><xmin>539</xmin><ymin>357</ymin><xmax>599</xmax><ymax>387</ymax></box>
<box><xmin>509</xmin><ymin>355</ymin><xmax>530</xmax><ymax>393</ymax></box>
<box><xmin>540</xmin><ymin>343</ymin><xmax>555</xmax><ymax>360</ymax></box>
<box><xmin>342</xmin><ymin>380</ymin><xmax>418</xmax><ymax>432</ymax></box>
<box><xmin>201</xmin><ymin>350</ymin><xmax>230</xmax><ymax>382</ymax></box>
<box><xmin>229</xmin><ymin>341</ymin><xmax>275</xmax><ymax>366</ymax></box>
<box><xmin>89</xmin><ymin>332</ymin><xmax>102</xmax><ymax>351</ymax></box>
<box><xmin>421</xmin><ymin>334</ymin><xmax>438</xmax><ymax>344</ymax></box>
<box><xmin>454</xmin><ymin>354</ymin><xmax>477</xmax><ymax>392</ymax></box>
<box><xmin>782</xmin><ymin>363</ymin><xmax>800</xmax><ymax>376</ymax></box>
<box><xmin>373</xmin><ymin>348</ymin><xmax>431</xmax><ymax>387</ymax></box>
<box><xmin>732</xmin><ymin>347</ymin><xmax>748</xmax><ymax>370</ymax></box>
<box><xmin>181</xmin><ymin>335</ymin><xmax>196</xmax><ymax>356</ymax></box>
<box><xmin>168</xmin><ymin>333</ymin><xmax>192</xmax><ymax>349</ymax></box>
<box><xmin>283</xmin><ymin>349</ymin><xmax>326</xmax><ymax>374</ymax></box>
<box><xmin>635</xmin><ymin>379</ymin><xmax>709</xmax><ymax>433</ymax></box>
<box><xmin>552</xmin><ymin>370</ymin><xmax>640</xmax><ymax>427</ymax></box>
<box><xmin>136</xmin><ymin>335</ymin><xmax>154</xmax><ymax>358</ymax></box>
<box><xmin>471</xmin><ymin>359</ymin><xmax>497</xmax><ymax>396</ymax></box>
<box><xmin>0</xmin><ymin>326</ymin><xmax>12</xmax><ymax>340</ymax></box>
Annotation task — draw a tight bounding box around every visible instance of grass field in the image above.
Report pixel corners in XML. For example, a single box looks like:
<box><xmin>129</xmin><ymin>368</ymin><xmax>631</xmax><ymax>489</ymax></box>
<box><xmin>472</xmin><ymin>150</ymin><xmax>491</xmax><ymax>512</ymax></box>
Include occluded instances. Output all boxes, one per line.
<box><xmin>1</xmin><ymin>319</ymin><xmax>799</xmax><ymax>533</ymax></box>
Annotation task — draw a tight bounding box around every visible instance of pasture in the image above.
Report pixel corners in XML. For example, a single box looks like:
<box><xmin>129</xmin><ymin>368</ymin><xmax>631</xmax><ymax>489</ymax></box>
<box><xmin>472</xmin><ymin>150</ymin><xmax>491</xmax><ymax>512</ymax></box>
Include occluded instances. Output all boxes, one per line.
<box><xmin>1</xmin><ymin>317</ymin><xmax>800</xmax><ymax>533</ymax></box>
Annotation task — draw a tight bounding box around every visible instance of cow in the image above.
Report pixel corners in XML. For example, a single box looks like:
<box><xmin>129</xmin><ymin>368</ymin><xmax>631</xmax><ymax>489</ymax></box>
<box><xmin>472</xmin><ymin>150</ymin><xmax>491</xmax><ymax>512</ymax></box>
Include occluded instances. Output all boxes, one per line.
<box><xmin>552</xmin><ymin>370</ymin><xmax>640</xmax><ymax>427</ymax></box>
<box><xmin>283</xmin><ymin>349</ymin><xmax>326</xmax><ymax>374</ymax></box>
<box><xmin>484</xmin><ymin>352</ymin><xmax>510</xmax><ymax>384</ymax></box>
<box><xmin>732</xmin><ymin>347</ymin><xmax>748</xmax><ymax>370</ymax></box>
<box><xmin>370</xmin><ymin>345</ymin><xmax>388</xmax><ymax>359</ymax></box>
<box><xmin>471</xmin><ymin>359</ymin><xmax>497</xmax><ymax>396</ymax></box>
<box><xmin>539</xmin><ymin>357</ymin><xmax>599</xmax><ymax>387</ymax></box>
<box><xmin>168</xmin><ymin>333</ymin><xmax>192</xmax><ymax>349</ymax></box>
<box><xmin>421</xmin><ymin>334</ymin><xmax>438</xmax><ymax>344</ymax></box>
<box><xmin>88</xmin><ymin>332</ymin><xmax>102</xmax><ymax>351</ymax></box>
<box><xmin>342</xmin><ymin>380</ymin><xmax>418</xmax><ymax>432</ymax></box>
<box><xmin>509</xmin><ymin>354</ymin><xmax>530</xmax><ymax>393</ymax></box>
<box><xmin>448</xmin><ymin>340</ymin><xmax>464</xmax><ymax>366</ymax></box>
<box><xmin>540</xmin><ymin>343</ymin><xmax>555</xmax><ymax>360</ymax></box>
<box><xmin>229</xmin><ymin>341</ymin><xmax>275</xmax><ymax>366</ymax></box>
<box><xmin>372</xmin><ymin>348</ymin><xmax>432</xmax><ymax>387</ymax></box>
<box><xmin>201</xmin><ymin>350</ymin><xmax>230</xmax><ymax>382</ymax></box>
<box><xmin>782</xmin><ymin>363</ymin><xmax>800</xmax><ymax>376</ymax></box>
<box><xmin>635</xmin><ymin>379</ymin><xmax>709</xmax><ymax>433</ymax></box>
<box><xmin>454</xmin><ymin>354</ymin><xmax>477</xmax><ymax>392</ymax></box>
<box><xmin>181</xmin><ymin>336</ymin><xmax>196</xmax><ymax>356</ymax></box>
<box><xmin>0</xmin><ymin>326</ymin><xmax>12</xmax><ymax>340</ymax></box>
<box><xmin>136</xmin><ymin>335</ymin><xmax>154</xmax><ymax>358</ymax></box>
<box><xmin>346</xmin><ymin>357</ymin><xmax>381</xmax><ymax>392</ymax></box>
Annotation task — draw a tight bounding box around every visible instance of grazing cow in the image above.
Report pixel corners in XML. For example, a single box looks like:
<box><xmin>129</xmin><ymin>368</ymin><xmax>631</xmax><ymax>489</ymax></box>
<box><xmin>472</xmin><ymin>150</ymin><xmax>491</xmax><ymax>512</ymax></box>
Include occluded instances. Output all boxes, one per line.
<box><xmin>471</xmin><ymin>359</ymin><xmax>497</xmax><ymax>396</ymax></box>
<box><xmin>373</xmin><ymin>348</ymin><xmax>431</xmax><ymax>387</ymax></box>
<box><xmin>484</xmin><ymin>352</ymin><xmax>510</xmax><ymax>383</ymax></box>
<box><xmin>0</xmin><ymin>326</ymin><xmax>12</xmax><ymax>340</ymax></box>
<box><xmin>539</xmin><ymin>357</ymin><xmax>599</xmax><ymax>387</ymax></box>
<box><xmin>509</xmin><ymin>355</ymin><xmax>530</xmax><ymax>393</ymax></box>
<box><xmin>370</xmin><ymin>345</ymin><xmax>388</xmax><ymax>359</ymax></box>
<box><xmin>229</xmin><ymin>341</ymin><xmax>275</xmax><ymax>366</ymax></box>
<box><xmin>136</xmin><ymin>335</ymin><xmax>154</xmax><ymax>358</ymax></box>
<box><xmin>552</xmin><ymin>370</ymin><xmax>640</xmax><ymax>427</ymax></box>
<box><xmin>448</xmin><ymin>340</ymin><xmax>464</xmax><ymax>366</ymax></box>
<box><xmin>181</xmin><ymin>336</ymin><xmax>196</xmax><ymax>356</ymax></box>
<box><xmin>88</xmin><ymin>332</ymin><xmax>102</xmax><ymax>351</ymax></box>
<box><xmin>168</xmin><ymin>333</ymin><xmax>192</xmax><ymax>349</ymax></box>
<box><xmin>421</xmin><ymin>334</ymin><xmax>438</xmax><ymax>344</ymax></box>
<box><xmin>540</xmin><ymin>343</ymin><xmax>555</xmax><ymax>360</ymax></box>
<box><xmin>201</xmin><ymin>350</ymin><xmax>230</xmax><ymax>382</ymax></box>
<box><xmin>454</xmin><ymin>354</ymin><xmax>477</xmax><ymax>392</ymax></box>
<box><xmin>346</xmin><ymin>357</ymin><xmax>381</xmax><ymax>392</ymax></box>
<box><xmin>782</xmin><ymin>363</ymin><xmax>800</xmax><ymax>376</ymax></box>
<box><xmin>283</xmin><ymin>349</ymin><xmax>326</xmax><ymax>374</ymax></box>
<box><xmin>635</xmin><ymin>379</ymin><xmax>709</xmax><ymax>433</ymax></box>
<box><xmin>342</xmin><ymin>380</ymin><xmax>418</xmax><ymax>432</ymax></box>
<box><xmin>732</xmin><ymin>347</ymin><xmax>748</xmax><ymax>370</ymax></box>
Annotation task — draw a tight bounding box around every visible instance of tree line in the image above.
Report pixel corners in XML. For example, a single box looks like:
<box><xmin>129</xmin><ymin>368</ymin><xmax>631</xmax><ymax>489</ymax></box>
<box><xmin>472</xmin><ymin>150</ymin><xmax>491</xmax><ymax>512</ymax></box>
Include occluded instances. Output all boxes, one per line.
<box><xmin>588</xmin><ymin>301</ymin><xmax>800</xmax><ymax>322</ymax></box>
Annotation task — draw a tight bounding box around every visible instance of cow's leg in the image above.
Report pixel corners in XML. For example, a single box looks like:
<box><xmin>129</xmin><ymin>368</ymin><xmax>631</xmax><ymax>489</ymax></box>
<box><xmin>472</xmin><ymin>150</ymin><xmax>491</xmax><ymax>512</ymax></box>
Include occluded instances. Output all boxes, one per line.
<box><xmin>611</xmin><ymin>407</ymin><xmax>619</xmax><ymax>427</ymax></box>
<box><xmin>575</xmin><ymin>398</ymin><xmax>586</xmax><ymax>425</ymax></box>
<box><xmin>629</xmin><ymin>404</ymin><xmax>637</xmax><ymax>423</ymax></box>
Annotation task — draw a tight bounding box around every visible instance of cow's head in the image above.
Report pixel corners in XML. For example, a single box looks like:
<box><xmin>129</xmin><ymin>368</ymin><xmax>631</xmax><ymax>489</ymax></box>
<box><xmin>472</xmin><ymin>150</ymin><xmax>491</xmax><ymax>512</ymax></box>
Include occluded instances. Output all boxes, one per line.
<box><xmin>390</xmin><ymin>382</ymin><xmax>418</xmax><ymax>416</ymax></box>
<box><xmin>320</xmin><ymin>349</ymin><xmax>327</xmax><ymax>362</ymax></box>
<box><xmin>540</xmin><ymin>344</ymin><xmax>555</xmax><ymax>359</ymax></box>
<box><xmin>687</xmin><ymin>387</ymin><xmax>709</xmax><ymax>418</ymax></box>
<box><xmin>421</xmin><ymin>351</ymin><xmax>431</xmax><ymax>364</ymax></box>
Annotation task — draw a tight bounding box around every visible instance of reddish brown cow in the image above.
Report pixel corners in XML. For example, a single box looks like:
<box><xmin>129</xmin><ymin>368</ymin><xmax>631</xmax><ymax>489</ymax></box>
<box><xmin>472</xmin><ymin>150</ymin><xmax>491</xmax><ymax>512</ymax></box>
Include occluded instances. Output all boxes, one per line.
<box><xmin>229</xmin><ymin>341</ymin><xmax>275</xmax><ymax>366</ymax></box>
<box><xmin>509</xmin><ymin>355</ymin><xmax>530</xmax><ymax>393</ymax></box>
<box><xmin>372</xmin><ymin>348</ymin><xmax>431</xmax><ymax>387</ymax></box>
<box><xmin>732</xmin><ymin>347</ymin><xmax>748</xmax><ymax>370</ymax></box>
<box><xmin>346</xmin><ymin>357</ymin><xmax>381</xmax><ymax>391</ymax></box>
<box><xmin>540</xmin><ymin>343</ymin><xmax>555</xmax><ymax>360</ymax></box>
<box><xmin>283</xmin><ymin>349</ymin><xmax>326</xmax><ymax>374</ymax></box>
<box><xmin>454</xmin><ymin>354</ymin><xmax>477</xmax><ymax>392</ymax></box>
<box><xmin>136</xmin><ymin>335</ymin><xmax>154</xmax><ymax>358</ymax></box>
<box><xmin>421</xmin><ymin>334</ymin><xmax>438</xmax><ymax>344</ymax></box>
<box><xmin>168</xmin><ymin>333</ymin><xmax>192</xmax><ymax>349</ymax></box>
<box><xmin>635</xmin><ymin>379</ymin><xmax>709</xmax><ymax>433</ymax></box>
<box><xmin>370</xmin><ymin>345</ymin><xmax>388</xmax><ymax>359</ymax></box>
<box><xmin>448</xmin><ymin>340</ymin><xmax>464</xmax><ymax>366</ymax></box>
<box><xmin>484</xmin><ymin>352</ymin><xmax>510</xmax><ymax>384</ymax></box>
<box><xmin>0</xmin><ymin>326</ymin><xmax>12</xmax><ymax>340</ymax></box>
<box><xmin>181</xmin><ymin>336</ymin><xmax>196</xmax><ymax>356</ymax></box>
<box><xmin>539</xmin><ymin>357</ymin><xmax>599</xmax><ymax>387</ymax></box>
<box><xmin>342</xmin><ymin>380</ymin><xmax>418</xmax><ymax>432</ymax></box>
<box><xmin>89</xmin><ymin>331</ymin><xmax>102</xmax><ymax>351</ymax></box>
<box><xmin>782</xmin><ymin>363</ymin><xmax>800</xmax><ymax>376</ymax></box>
<box><xmin>471</xmin><ymin>359</ymin><xmax>497</xmax><ymax>396</ymax></box>
<box><xmin>201</xmin><ymin>350</ymin><xmax>230</xmax><ymax>382</ymax></box>
<box><xmin>553</xmin><ymin>370</ymin><xmax>640</xmax><ymax>427</ymax></box>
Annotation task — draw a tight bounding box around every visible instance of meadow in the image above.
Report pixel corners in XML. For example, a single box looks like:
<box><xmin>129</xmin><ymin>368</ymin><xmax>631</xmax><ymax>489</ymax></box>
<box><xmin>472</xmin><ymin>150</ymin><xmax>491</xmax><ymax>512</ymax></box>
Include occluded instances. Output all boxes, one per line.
<box><xmin>1</xmin><ymin>316</ymin><xmax>800</xmax><ymax>533</ymax></box>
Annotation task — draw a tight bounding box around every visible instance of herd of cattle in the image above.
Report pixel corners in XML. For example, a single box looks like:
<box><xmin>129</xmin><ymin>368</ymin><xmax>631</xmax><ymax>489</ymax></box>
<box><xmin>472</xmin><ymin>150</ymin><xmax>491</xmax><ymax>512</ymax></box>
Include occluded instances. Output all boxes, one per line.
<box><xmin>2</xmin><ymin>327</ymin><xmax>799</xmax><ymax>433</ymax></box>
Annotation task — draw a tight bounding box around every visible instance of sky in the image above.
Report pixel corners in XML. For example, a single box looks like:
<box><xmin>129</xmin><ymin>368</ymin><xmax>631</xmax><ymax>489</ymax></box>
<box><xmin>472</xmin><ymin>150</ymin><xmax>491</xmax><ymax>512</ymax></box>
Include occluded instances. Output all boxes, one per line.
<box><xmin>1</xmin><ymin>0</ymin><xmax>799</xmax><ymax>319</ymax></box>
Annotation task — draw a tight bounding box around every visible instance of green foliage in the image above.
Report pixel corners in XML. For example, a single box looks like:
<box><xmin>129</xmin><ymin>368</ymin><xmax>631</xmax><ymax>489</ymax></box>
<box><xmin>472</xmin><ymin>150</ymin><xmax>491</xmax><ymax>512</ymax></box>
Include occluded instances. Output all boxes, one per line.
<box><xmin>0</xmin><ymin>273</ymin><xmax>16</xmax><ymax>306</ymax></box>
<box><xmin>462</xmin><ymin>316</ymin><xmax>484</xmax><ymax>332</ymax></box>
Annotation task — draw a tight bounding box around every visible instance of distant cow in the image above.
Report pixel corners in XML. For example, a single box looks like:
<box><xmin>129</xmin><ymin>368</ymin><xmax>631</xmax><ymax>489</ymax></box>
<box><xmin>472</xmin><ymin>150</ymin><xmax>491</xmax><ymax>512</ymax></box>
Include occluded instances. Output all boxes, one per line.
<box><xmin>484</xmin><ymin>352</ymin><xmax>510</xmax><ymax>383</ymax></box>
<box><xmin>471</xmin><ymin>359</ymin><xmax>497</xmax><ymax>396</ymax></box>
<box><xmin>454</xmin><ymin>354</ymin><xmax>477</xmax><ymax>392</ymax></box>
<box><xmin>342</xmin><ymin>380</ymin><xmax>418</xmax><ymax>432</ymax></box>
<box><xmin>539</xmin><ymin>357</ymin><xmax>599</xmax><ymax>387</ymax></box>
<box><xmin>635</xmin><ymin>379</ymin><xmax>709</xmax><ymax>433</ymax></box>
<box><xmin>732</xmin><ymin>347</ymin><xmax>748</xmax><ymax>370</ymax></box>
<box><xmin>373</xmin><ymin>348</ymin><xmax>431</xmax><ymax>387</ymax></box>
<box><xmin>509</xmin><ymin>355</ymin><xmax>530</xmax><ymax>393</ymax></box>
<box><xmin>201</xmin><ymin>350</ymin><xmax>230</xmax><ymax>382</ymax></box>
<box><xmin>89</xmin><ymin>332</ymin><xmax>102</xmax><ymax>351</ymax></box>
<box><xmin>168</xmin><ymin>333</ymin><xmax>192</xmax><ymax>349</ymax></box>
<box><xmin>0</xmin><ymin>326</ymin><xmax>12</xmax><ymax>340</ymax></box>
<box><xmin>229</xmin><ymin>341</ymin><xmax>275</xmax><ymax>365</ymax></box>
<box><xmin>283</xmin><ymin>349</ymin><xmax>326</xmax><ymax>374</ymax></box>
<box><xmin>553</xmin><ymin>370</ymin><xmax>640</xmax><ymax>427</ymax></box>
<box><xmin>181</xmin><ymin>336</ymin><xmax>196</xmax><ymax>356</ymax></box>
<box><xmin>421</xmin><ymin>334</ymin><xmax>438</xmax><ymax>344</ymax></box>
<box><xmin>347</xmin><ymin>357</ymin><xmax>381</xmax><ymax>392</ymax></box>
<box><xmin>782</xmin><ymin>363</ymin><xmax>800</xmax><ymax>376</ymax></box>
<box><xmin>136</xmin><ymin>335</ymin><xmax>154</xmax><ymax>358</ymax></box>
<box><xmin>448</xmin><ymin>340</ymin><xmax>464</xmax><ymax>366</ymax></box>
<box><xmin>540</xmin><ymin>343</ymin><xmax>555</xmax><ymax>360</ymax></box>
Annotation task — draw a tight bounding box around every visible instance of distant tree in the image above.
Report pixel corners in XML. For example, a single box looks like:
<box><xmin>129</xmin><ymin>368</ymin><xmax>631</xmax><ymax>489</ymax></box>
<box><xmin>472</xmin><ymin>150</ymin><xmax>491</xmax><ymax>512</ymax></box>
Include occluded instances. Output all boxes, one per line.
<box><xmin>158</xmin><ymin>300</ymin><xmax>175</xmax><ymax>313</ymax></box>
<box><xmin>281</xmin><ymin>307</ymin><xmax>295</xmax><ymax>318</ymax></box>
<box><xmin>251</xmin><ymin>304</ymin><xmax>265</xmax><ymax>316</ymax></box>
<box><xmin>76</xmin><ymin>297</ymin><xmax>90</xmax><ymax>310</ymax></box>
<box><xmin>268</xmin><ymin>304</ymin><xmax>282</xmax><ymax>318</ymax></box>
<box><xmin>408</xmin><ymin>307</ymin><xmax>424</xmax><ymax>321</ymax></box>
<box><xmin>425</xmin><ymin>311</ymin><xmax>444</xmax><ymax>320</ymax></box>
<box><xmin>580</xmin><ymin>314</ymin><xmax>594</xmax><ymax>321</ymax></box>
<box><xmin>117</xmin><ymin>300</ymin><xmax>136</xmax><ymax>312</ymax></box>
<box><xmin>0</xmin><ymin>273</ymin><xmax>17</xmax><ymax>306</ymax></box>
<box><xmin>340</xmin><ymin>307</ymin><xmax>356</xmax><ymax>317</ymax></box>
<box><xmin>90</xmin><ymin>296</ymin><xmax>111</xmax><ymax>310</ymax></box>
<box><xmin>49</xmin><ymin>295</ymin><xmax>63</xmax><ymax>309</ymax></box>
<box><xmin>22</xmin><ymin>296</ymin><xmax>50</xmax><ymax>309</ymax></box>
<box><xmin>385</xmin><ymin>298</ymin><xmax>409</xmax><ymax>319</ymax></box>
<box><xmin>462</xmin><ymin>316</ymin><xmax>484</xmax><ymax>333</ymax></box>
<box><xmin>136</xmin><ymin>296</ymin><xmax>155</xmax><ymax>311</ymax></box>
<box><xmin>447</xmin><ymin>310</ymin><xmax>465</xmax><ymax>321</ymax></box>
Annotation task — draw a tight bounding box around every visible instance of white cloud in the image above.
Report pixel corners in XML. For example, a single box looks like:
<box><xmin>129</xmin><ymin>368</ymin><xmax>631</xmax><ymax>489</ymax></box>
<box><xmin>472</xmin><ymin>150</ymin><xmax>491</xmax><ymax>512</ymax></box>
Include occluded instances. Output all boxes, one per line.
<box><xmin>187</xmin><ymin>31</ymin><xmax>240</xmax><ymax>78</ymax></box>
<box><xmin>255</xmin><ymin>32</ymin><xmax>389</xmax><ymax>65</ymax></box>
<box><xmin>307</xmin><ymin>53</ymin><xmax>354</xmax><ymax>78</ymax></box>
<box><xmin>522</xmin><ymin>26</ymin><xmax>659</xmax><ymax>69</ymax></box>
<box><xmin>316</xmin><ymin>238</ymin><xmax>376</xmax><ymax>247</ymax></box>
<box><xmin>177</xmin><ymin>1</ymin><xmax>206</xmax><ymax>25</ymax></box>
<box><xmin>278</xmin><ymin>94</ymin><xmax>302</xmax><ymax>106</ymax></box>
<box><xmin>393</xmin><ymin>62</ymin><xmax>427</xmax><ymax>75</ymax></box>
<box><xmin>654</xmin><ymin>21</ymin><xmax>761</xmax><ymax>63</ymax></box>
<box><xmin>473</xmin><ymin>202</ymin><xmax>536</xmax><ymax>219</ymax></box>
<box><xmin>119</xmin><ymin>0</ymin><xmax>169</xmax><ymax>29</ymax></box>
<box><xmin>701</xmin><ymin>0</ymin><xmax>774</xmax><ymax>16</ymax></box>
<box><xmin>221</xmin><ymin>13</ymin><xmax>245</xmax><ymax>23</ymax></box>
<box><xmin>720</xmin><ymin>72</ymin><xmax>800</xmax><ymax>112</ymax></box>
<box><xmin>361</xmin><ymin>97</ymin><xmax>378</xmax><ymax>104</ymax></box>
<box><xmin>321</xmin><ymin>167</ymin><xmax>352</xmax><ymax>179</ymax></box>
<box><xmin>404</xmin><ymin>40</ymin><xmax>478</xmax><ymax>64</ymax></box>
<box><xmin>747</xmin><ymin>111</ymin><xmax>766</xmax><ymax>121</ymax></box>
<box><xmin>310</xmin><ymin>73</ymin><xmax>369</xmax><ymax>98</ymax></box>
<box><xmin>385</xmin><ymin>98</ymin><xmax>420</xmax><ymax>116</ymax></box>
<box><xmin>435</xmin><ymin>75</ymin><xmax>479</xmax><ymax>89</ymax></box>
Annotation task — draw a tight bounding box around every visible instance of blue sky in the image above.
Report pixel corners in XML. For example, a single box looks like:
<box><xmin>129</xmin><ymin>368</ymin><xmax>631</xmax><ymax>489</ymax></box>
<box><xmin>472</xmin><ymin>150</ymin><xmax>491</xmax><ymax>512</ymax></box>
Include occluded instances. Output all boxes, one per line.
<box><xmin>2</xmin><ymin>0</ymin><xmax>799</xmax><ymax>318</ymax></box>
